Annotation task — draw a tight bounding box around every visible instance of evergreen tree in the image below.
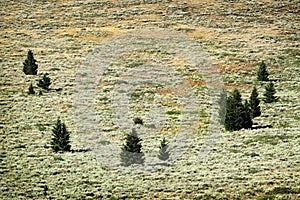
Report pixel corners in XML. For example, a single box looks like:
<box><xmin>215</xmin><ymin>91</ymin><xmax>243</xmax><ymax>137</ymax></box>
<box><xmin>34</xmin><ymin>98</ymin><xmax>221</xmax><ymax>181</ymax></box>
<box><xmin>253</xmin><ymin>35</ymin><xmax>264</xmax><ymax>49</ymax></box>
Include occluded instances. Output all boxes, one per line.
<box><xmin>37</xmin><ymin>73</ymin><xmax>51</xmax><ymax>90</ymax></box>
<box><xmin>225</xmin><ymin>89</ymin><xmax>252</xmax><ymax>131</ymax></box>
<box><xmin>51</xmin><ymin>118</ymin><xmax>71</xmax><ymax>152</ymax></box>
<box><xmin>158</xmin><ymin>137</ymin><xmax>169</xmax><ymax>161</ymax></box>
<box><xmin>257</xmin><ymin>60</ymin><xmax>269</xmax><ymax>81</ymax></box>
<box><xmin>28</xmin><ymin>83</ymin><xmax>35</xmax><ymax>94</ymax></box>
<box><xmin>249</xmin><ymin>87</ymin><xmax>261</xmax><ymax>119</ymax></box>
<box><xmin>264</xmin><ymin>82</ymin><xmax>276</xmax><ymax>103</ymax></box>
<box><xmin>23</xmin><ymin>50</ymin><xmax>38</xmax><ymax>75</ymax></box>
<box><xmin>120</xmin><ymin>129</ymin><xmax>144</xmax><ymax>166</ymax></box>
<box><xmin>243</xmin><ymin>100</ymin><xmax>253</xmax><ymax>129</ymax></box>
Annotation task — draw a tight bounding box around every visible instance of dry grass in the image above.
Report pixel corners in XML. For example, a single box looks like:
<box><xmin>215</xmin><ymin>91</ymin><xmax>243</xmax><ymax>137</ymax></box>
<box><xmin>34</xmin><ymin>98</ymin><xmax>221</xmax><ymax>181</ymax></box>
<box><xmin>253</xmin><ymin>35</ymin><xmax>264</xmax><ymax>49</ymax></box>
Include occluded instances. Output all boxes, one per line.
<box><xmin>0</xmin><ymin>0</ymin><xmax>299</xmax><ymax>199</ymax></box>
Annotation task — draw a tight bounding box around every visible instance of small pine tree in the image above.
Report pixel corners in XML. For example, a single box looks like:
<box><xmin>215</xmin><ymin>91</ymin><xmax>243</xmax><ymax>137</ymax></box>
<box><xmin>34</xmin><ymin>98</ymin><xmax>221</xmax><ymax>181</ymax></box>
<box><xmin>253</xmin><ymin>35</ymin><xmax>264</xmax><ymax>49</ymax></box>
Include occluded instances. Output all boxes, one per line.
<box><xmin>120</xmin><ymin>129</ymin><xmax>144</xmax><ymax>166</ymax></box>
<box><xmin>51</xmin><ymin>118</ymin><xmax>71</xmax><ymax>153</ymax></box>
<box><xmin>225</xmin><ymin>89</ymin><xmax>252</xmax><ymax>131</ymax></box>
<box><xmin>249</xmin><ymin>87</ymin><xmax>261</xmax><ymax>119</ymax></box>
<box><xmin>243</xmin><ymin>100</ymin><xmax>253</xmax><ymax>129</ymax></box>
<box><xmin>158</xmin><ymin>137</ymin><xmax>169</xmax><ymax>161</ymax></box>
<box><xmin>23</xmin><ymin>50</ymin><xmax>38</xmax><ymax>75</ymax></box>
<box><xmin>37</xmin><ymin>73</ymin><xmax>51</xmax><ymax>90</ymax></box>
<box><xmin>28</xmin><ymin>83</ymin><xmax>35</xmax><ymax>94</ymax></box>
<box><xmin>257</xmin><ymin>61</ymin><xmax>269</xmax><ymax>81</ymax></box>
<box><xmin>264</xmin><ymin>82</ymin><xmax>276</xmax><ymax>103</ymax></box>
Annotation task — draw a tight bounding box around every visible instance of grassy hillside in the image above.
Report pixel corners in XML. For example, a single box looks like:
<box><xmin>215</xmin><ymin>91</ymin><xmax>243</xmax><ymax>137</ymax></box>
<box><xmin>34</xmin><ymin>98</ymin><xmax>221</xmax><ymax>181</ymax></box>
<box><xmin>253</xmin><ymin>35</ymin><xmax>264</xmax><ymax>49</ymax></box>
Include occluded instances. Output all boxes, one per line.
<box><xmin>1</xmin><ymin>0</ymin><xmax>299</xmax><ymax>199</ymax></box>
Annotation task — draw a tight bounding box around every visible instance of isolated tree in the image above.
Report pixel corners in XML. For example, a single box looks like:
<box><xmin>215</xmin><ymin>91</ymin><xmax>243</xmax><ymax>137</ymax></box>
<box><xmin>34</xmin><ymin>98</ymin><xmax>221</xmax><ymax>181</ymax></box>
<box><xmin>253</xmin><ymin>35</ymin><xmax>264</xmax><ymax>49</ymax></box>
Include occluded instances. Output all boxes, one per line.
<box><xmin>120</xmin><ymin>129</ymin><xmax>144</xmax><ymax>166</ymax></box>
<box><xmin>28</xmin><ymin>83</ymin><xmax>35</xmax><ymax>94</ymax></box>
<box><xmin>225</xmin><ymin>89</ymin><xmax>252</xmax><ymax>131</ymax></box>
<box><xmin>23</xmin><ymin>50</ymin><xmax>38</xmax><ymax>75</ymax></box>
<box><xmin>51</xmin><ymin>118</ymin><xmax>71</xmax><ymax>153</ymax></box>
<box><xmin>37</xmin><ymin>73</ymin><xmax>51</xmax><ymax>90</ymax></box>
<box><xmin>249</xmin><ymin>87</ymin><xmax>261</xmax><ymax>119</ymax></box>
<box><xmin>264</xmin><ymin>82</ymin><xmax>276</xmax><ymax>103</ymax></box>
<box><xmin>257</xmin><ymin>60</ymin><xmax>269</xmax><ymax>81</ymax></box>
<box><xmin>158</xmin><ymin>137</ymin><xmax>169</xmax><ymax>161</ymax></box>
<box><xmin>243</xmin><ymin>100</ymin><xmax>253</xmax><ymax>129</ymax></box>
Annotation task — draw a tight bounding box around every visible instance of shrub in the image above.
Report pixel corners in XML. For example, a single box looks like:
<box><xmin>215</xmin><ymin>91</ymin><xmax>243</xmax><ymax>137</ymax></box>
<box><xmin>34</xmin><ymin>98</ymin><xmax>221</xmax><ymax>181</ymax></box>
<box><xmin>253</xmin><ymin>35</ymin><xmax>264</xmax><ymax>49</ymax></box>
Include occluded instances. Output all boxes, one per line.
<box><xmin>263</xmin><ymin>82</ymin><xmax>276</xmax><ymax>103</ymax></box>
<box><xmin>23</xmin><ymin>50</ymin><xmax>38</xmax><ymax>75</ymax></box>
<box><xmin>249</xmin><ymin>87</ymin><xmax>261</xmax><ymax>119</ymax></box>
<box><xmin>133</xmin><ymin>117</ymin><xmax>143</xmax><ymax>125</ymax></box>
<box><xmin>225</xmin><ymin>89</ymin><xmax>252</xmax><ymax>131</ymax></box>
<box><xmin>257</xmin><ymin>60</ymin><xmax>269</xmax><ymax>81</ymax></box>
<box><xmin>51</xmin><ymin>118</ymin><xmax>71</xmax><ymax>153</ymax></box>
<box><xmin>37</xmin><ymin>73</ymin><xmax>51</xmax><ymax>90</ymax></box>
<box><xmin>28</xmin><ymin>83</ymin><xmax>35</xmax><ymax>94</ymax></box>
<box><xmin>120</xmin><ymin>129</ymin><xmax>144</xmax><ymax>166</ymax></box>
<box><xmin>158</xmin><ymin>137</ymin><xmax>169</xmax><ymax>161</ymax></box>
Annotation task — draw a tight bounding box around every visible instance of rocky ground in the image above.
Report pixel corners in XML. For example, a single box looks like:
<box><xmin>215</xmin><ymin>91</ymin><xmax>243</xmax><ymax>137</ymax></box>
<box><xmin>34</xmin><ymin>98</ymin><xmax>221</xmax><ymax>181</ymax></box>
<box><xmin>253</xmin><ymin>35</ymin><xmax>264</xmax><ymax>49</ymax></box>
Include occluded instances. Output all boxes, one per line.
<box><xmin>0</xmin><ymin>0</ymin><xmax>299</xmax><ymax>199</ymax></box>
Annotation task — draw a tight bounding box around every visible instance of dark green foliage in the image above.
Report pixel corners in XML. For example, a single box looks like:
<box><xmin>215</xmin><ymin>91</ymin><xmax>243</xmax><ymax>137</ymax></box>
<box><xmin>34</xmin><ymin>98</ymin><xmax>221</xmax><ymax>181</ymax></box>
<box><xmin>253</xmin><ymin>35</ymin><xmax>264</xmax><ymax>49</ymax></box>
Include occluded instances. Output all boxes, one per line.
<box><xmin>51</xmin><ymin>118</ymin><xmax>71</xmax><ymax>153</ymax></box>
<box><xmin>23</xmin><ymin>50</ymin><xmax>38</xmax><ymax>75</ymax></box>
<box><xmin>249</xmin><ymin>87</ymin><xmax>261</xmax><ymax>119</ymax></box>
<box><xmin>257</xmin><ymin>61</ymin><xmax>269</xmax><ymax>81</ymax></box>
<box><xmin>158</xmin><ymin>137</ymin><xmax>169</xmax><ymax>161</ymax></box>
<box><xmin>120</xmin><ymin>129</ymin><xmax>144</xmax><ymax>166</ymax></box>
<box><xmin>133</xmin><ymin>117</ymin><xmax>143</xmax><ymax>125</ymax></box>
<box><xmin>225</xmin><ymin>89</ymin><xmax>252</xmax><ymax>131</ymax></box>
<box><xmin>263</xmin><ymin>82</ymin><xmax>276</xmax><ymax>103</ymax></box>
<box><xmin>37</xmin><ymin>73</ymin><xmax>51</xmax><ymax>90</ymax></box>
<box><xmin>28</xmin><ymin>83</ymin><xmax>35</xmax><ymax>94</ymax></box>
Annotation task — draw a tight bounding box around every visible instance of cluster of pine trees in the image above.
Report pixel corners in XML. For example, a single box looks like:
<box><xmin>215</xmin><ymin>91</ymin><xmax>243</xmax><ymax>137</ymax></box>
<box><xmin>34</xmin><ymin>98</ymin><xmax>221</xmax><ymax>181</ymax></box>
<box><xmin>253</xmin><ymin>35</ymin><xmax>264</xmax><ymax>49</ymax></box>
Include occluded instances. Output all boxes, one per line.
<box><xmin>23</xmin><ymin>50</ymin><xmax>70</xmax><ymax>152</ymax></box>
<box><xmin>120</xmin><ymin>118</ymin><xmax>170</xmax><ymax>166</ymax></box>
<box><xmin>225</xmin><ymin>61</ymin><xmax>277</xmax><ymax>131</ymax></box>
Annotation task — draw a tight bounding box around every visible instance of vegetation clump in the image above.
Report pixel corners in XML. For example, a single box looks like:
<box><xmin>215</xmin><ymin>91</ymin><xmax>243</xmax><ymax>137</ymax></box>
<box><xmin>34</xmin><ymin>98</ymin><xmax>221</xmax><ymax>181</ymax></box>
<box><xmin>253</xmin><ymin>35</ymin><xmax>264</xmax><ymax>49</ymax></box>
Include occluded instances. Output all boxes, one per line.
<box><xmin>133</xmin><ymin>117</ymin><xmax>143</xmax><ymax>125</ymax></box>
<box><xmin>23</xmin><ymin>50</ymin><xmax>38</xmax><ymax>75</ymax></box>
<box><xmin>257</xmin><ymin>61</ymin><xmax>269</xmax><ymax>81</ymax></box>
<box><xmin>264</xmin><ymin>82</ymin><xmax>277</xmax><ymax>103</ymax></box>
<box><xmin>51</xmin><ymin>118</ymin><xmax>71</xmax><ymax>153</ymax></box>
<box><xmin>249</xmin><ymin>87</ymin><xmax>261</xmax><ymax>119</ymax></box>
<box><xmin>158</xmin><ymin>137</ymin><xmax>169</xmax><ymax>161</ymax></box>
<box><xmin>120</xmin><ymin>129</ymin><xmax>144</xmax><ymax>166</ymax></box>
<box><xmin>225</xmin><ymin>89</ymin><xmax>252</xmax><ymax>131</ymax></box>
<box><xmin>37</xmin><ymin>73</ymin><xmax>51</xmax><ymax>90</ymax></box>
<box><xmin>28</xmin><ymin>83</ymin><xmax>35</xmax><ymax>94</ymax></box>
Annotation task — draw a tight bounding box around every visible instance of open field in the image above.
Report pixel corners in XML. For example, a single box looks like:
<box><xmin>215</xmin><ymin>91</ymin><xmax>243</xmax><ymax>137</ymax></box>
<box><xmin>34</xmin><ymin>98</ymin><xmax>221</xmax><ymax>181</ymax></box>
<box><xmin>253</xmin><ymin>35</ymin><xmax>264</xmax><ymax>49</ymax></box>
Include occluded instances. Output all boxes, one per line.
<box><xmin>1</xmin><ymin>0</ymin><xmax>299</xmax><ymax>199</ymax></box>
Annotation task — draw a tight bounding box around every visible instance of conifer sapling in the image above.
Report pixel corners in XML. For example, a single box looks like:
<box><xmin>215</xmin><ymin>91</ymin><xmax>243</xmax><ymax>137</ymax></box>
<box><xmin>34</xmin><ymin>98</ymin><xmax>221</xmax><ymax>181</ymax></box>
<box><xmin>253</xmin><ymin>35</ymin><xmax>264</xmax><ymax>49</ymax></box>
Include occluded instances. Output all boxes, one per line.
<box><xmin>264</xmin><ymin>82</ymin><xmax>276</xmax><ymax>103</ymax></box>
<box><xmin>51</xmin><ymin>118</ymin><xmax>71</xmax><ymax>152</ymax></box>
<box><xmin>257</xmin><ymin>60</ymin><xmax>269</xmax><ymax>81</ymax></box>
<box><xmin>37</xmin><ymin>73</ymin><xmax>51</xmax><ymax>90</ymax></box>
<box><xmin>28</xmin><ymin>83</ymin><xmax>35</xmax><ymax>94</ymax></box>
<box><xmin>249</xmin><ymin>87</ymin><xmax>261</xmax><ymax>119</ymax></box>
<box><xmin>23</xmin><ymin>50</ymin><xmax>38</xmax><ymax>75</ymax></box>
<box><xmin>158</xmin><ymin>137</ymin><xmax>169</xmax><ymax>161</ymax></box>
<box><xmin>120</xmin><ymin>129</ymin><xmax>144</xmax><ymax>166</ymax></box>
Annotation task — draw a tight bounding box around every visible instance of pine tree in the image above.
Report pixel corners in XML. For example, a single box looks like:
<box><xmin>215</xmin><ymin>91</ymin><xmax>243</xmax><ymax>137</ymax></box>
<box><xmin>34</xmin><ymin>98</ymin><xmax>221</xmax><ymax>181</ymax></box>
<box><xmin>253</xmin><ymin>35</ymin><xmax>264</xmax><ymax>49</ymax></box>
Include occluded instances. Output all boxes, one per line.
<box><xmin>51</xmin><ymin>118</ymin><xmax>71</xmax><ymax>153</ymax></box>
<box><xmin>28</xmin><ymin>83</ymin><xmax>35</xmax><ymax>94</ymax></box>
<box><xmin>257</xmin><ymin>61</ymin><xmax>269</xmax><ymax>81</ymax></box>
<box><xmin>249</xmin><ymin>87</ymin><xmax>261</xmax><ymax>119</ymax></box>
<box><xmin>264</xmin><ymin>82</ymin><xmax>276</xmax><ymax>103</ymax></box>
<box><xmin>243</xmin><ymin>100</ymin><xmax>253</xmax><ymax>129</ymax></box>
<box><xmin>120</xmin><ymin>129</ymin><xmax>144</xmax><ymax>166</ymax></box>
<box><xmin>225</xmin><ymin>89</ymin><xmax>252</xmax><ymax>131</ymax></box>
<box><xmin>37</xmin><ymin>73</ymin><xmax>51</xmax><ymax>90</ymax></box>
<box><xmin>23</xmin><ymin>50</ymin><xmax>38</xmax><ymax>75</ymax></box>
<box><xmin>158</xmin><ymin>137</ymin><xmax>169</xmax><ymax>161</ymax></box>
